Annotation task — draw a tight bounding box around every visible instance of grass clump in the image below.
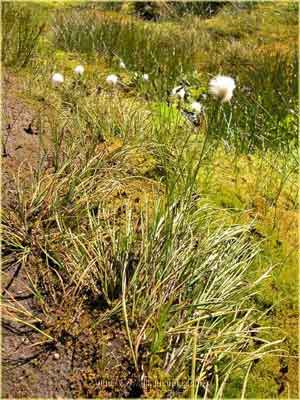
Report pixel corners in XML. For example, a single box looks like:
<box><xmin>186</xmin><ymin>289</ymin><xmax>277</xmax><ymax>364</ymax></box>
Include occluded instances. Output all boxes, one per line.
<box><xmin>3</xmin><ymin>157</ymin><xmax>277</xmax><ymax>397</ymax></box>
<box><xmin>1</xmin><ymin>2</ymin><xmax>45</xmax><ymax>68</ymax></box>
<box><xmin>2</xmin><ymin>85</ymin><xmax>280</xmax><ymax>396</ymax></box>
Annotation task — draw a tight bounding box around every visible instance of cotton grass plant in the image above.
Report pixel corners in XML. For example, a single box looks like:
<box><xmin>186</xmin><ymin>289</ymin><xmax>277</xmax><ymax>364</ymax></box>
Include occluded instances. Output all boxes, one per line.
<box><xmin>209</xmin><ymin>75</ymin><xmax>236</xmax><ymax>103</ymax></box>
<box><xmin>52</xmin><ymin>10</ymin><xmax>198</xmax><ymax>99</ymax></box>
<box><xmin>2</xmin><ymin>77</ymin><xmax>281</xmax><ymax>395</ymax></box>
<box><xmin>106</xmin><ymin>74</ymin><xmax>119</xmax><ymax>85</ymax></box>
<box><xmin>2</xmin><ymin>149</ymin><xmax>278</xmax><ymax>397</ymax></box>
<box><xmin>52</xmin><ymin>72</ymin><xmax>64</xmax><ymax>85</ymax></box>
<box><xmin>74</xmin><ymin>64</ymin><xmax>84</xmax><ymax>75</ymax></box>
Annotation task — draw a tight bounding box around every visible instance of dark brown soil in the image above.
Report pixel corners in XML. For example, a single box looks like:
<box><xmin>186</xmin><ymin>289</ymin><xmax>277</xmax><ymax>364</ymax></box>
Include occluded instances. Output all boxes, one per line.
<box><xmin>2</xmin><ymin>256</ymin><xmax>142</xmax><ymax>398</ymax></box>
<box><xmin>2</xmin><ymin>72</ymin><xmax>44</xmax><ymax>205</ymax></box>
<box><xmin>2</xmin><ymin>294</ymin><xmax>139</xmax><ymax>398</ymax></box>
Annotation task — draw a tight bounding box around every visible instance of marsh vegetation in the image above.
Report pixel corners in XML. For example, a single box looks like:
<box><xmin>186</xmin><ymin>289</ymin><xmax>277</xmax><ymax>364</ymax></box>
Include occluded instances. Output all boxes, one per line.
<box><xmin>1</xmin><ymin>1</ymin><xmax>298</xmax><ymax>398</ymax></box>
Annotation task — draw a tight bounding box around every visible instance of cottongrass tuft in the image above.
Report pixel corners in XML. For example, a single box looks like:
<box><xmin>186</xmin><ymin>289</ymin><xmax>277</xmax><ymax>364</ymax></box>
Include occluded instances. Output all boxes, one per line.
<box><xmin>52</xmin><ymin>72</ymin><xmax>64</xmax><ymax>85</ymax></box>
<box><xmin>74</xmin><ymin>65</ymin><xmax>84</xmax><ymax>75</ymax></box>
<box><xmin>171</xmin><ymin>85</ymin><xmax>185</xmax><ymax>99</ymax></box>
<box><xmin>119</xmin><ymin>60</ymin><xmax>126</xmax><ymax>69</ymax></box>
<box><xmin>209</xmin><ymin>75</ymin><xmax>236</xmax><ymax>102</ymax></box>
<box><xmin>106</xmin><ymin>74</ymin><xmax>119</xmax><ymax>85</ymax></box>
<box><xmin>191</xmin><ymin>101</ymin><xmax>202</xmax><ymax>113</ymax></box>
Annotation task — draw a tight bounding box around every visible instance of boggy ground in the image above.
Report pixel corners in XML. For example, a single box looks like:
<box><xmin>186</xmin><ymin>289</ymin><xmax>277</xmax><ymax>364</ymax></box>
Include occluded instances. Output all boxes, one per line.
<box><xmin>1</xmin><ymin>2</ymin><xmax>299</xmax><ymax>399</ymax></box>
<box><xmin>2</xmin><ymin>293</ymin><xmax>140</xmax><ymax>398</ymax></box>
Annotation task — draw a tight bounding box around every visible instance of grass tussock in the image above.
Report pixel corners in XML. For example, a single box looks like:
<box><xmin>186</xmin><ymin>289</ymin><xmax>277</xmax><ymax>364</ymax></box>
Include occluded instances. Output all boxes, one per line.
<box><xmin>2</xmin><ymin>150</ymin><xmax>277</xmax><ymax>397</ymax></box>
<box><xmin>1</xmin><ymin>2</ymin><xmax>46</xmax><ymax>68</ymax></box>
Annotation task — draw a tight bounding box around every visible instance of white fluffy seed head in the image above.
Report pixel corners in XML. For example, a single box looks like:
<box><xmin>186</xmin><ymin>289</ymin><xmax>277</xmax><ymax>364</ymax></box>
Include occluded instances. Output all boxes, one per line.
<box><xmin>208</xmin><ymin>75</ymin><xmax>236</xmax><ymax>102</ymax></box>
<box><xmin>142</xmin><ymin>73</ymin><xmax>149</xmax><ymax>81</ymax></box>
<box><xmin>52</xmin><ymin>73</ymin><xmax>64</xmax><ymax>85</ymax></box>
<box><xmin>171</xmin><ymin>86</ymin><xmax>185</xmax><ymax>99</ymax></box>
<box><xmin>119</xmin><ymin>60</ymin><xmax>126</xmax><ymax>69</ymax></box>
<box><xmin>74</xmin><ymin>65</ymin><xmax>84</xmax><ymax>75</ymax></box>
<box><xmin>191</xmin><ymin>101</ymin><xmax>202</xmax><ymax>113</ymax></box>
<box><xmin>177</xmin><ymin>88</ymin><xmax>185</xmax><ymax>99</ymax></box>
<box><xmin>106</xmin><ymin>74</ymin><xmax>118</xmax><ymax>85</ymax></box>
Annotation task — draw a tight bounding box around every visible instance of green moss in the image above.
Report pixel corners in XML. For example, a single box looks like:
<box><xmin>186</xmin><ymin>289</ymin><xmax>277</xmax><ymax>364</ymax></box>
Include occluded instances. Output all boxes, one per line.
<box><xmin>211</xmin><ymin>188</ymin><xmax>244</xmax><ymax>210</ymax></box>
